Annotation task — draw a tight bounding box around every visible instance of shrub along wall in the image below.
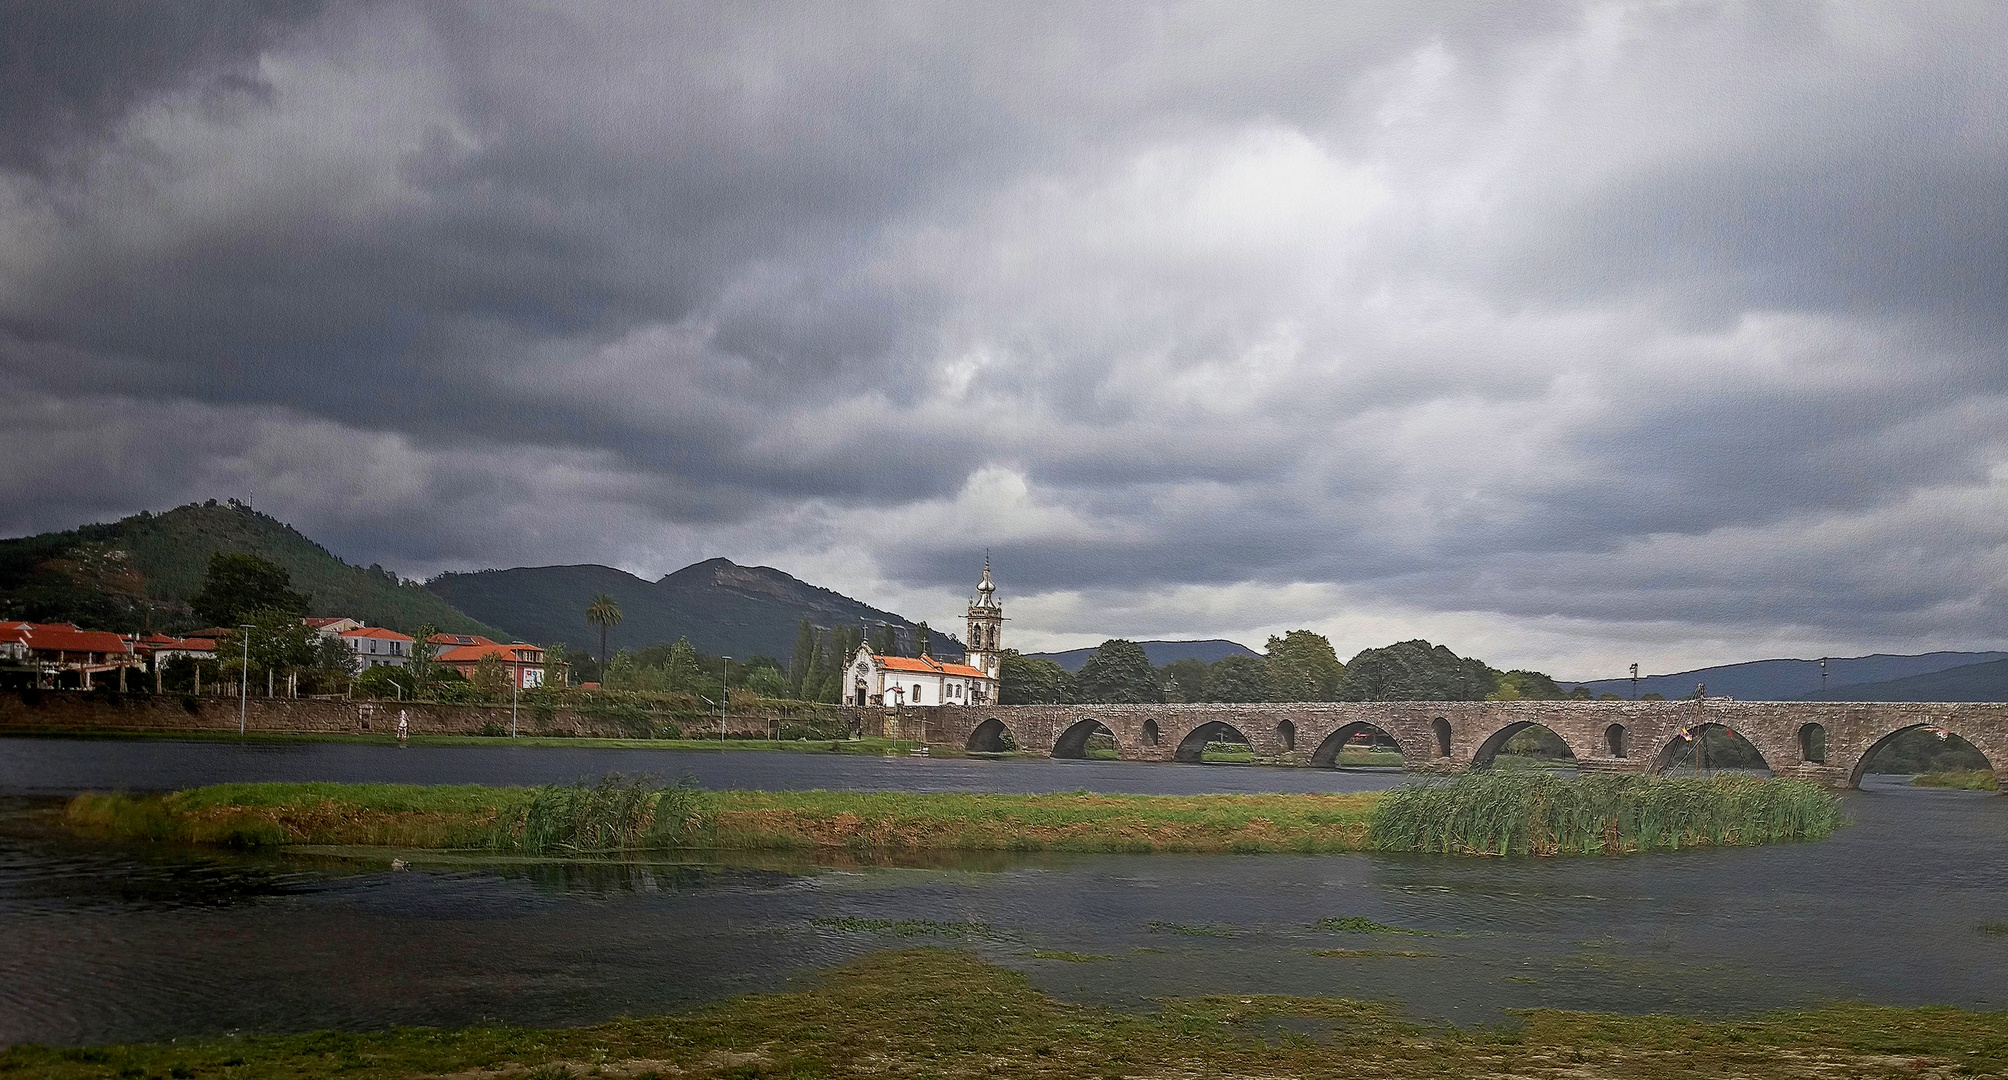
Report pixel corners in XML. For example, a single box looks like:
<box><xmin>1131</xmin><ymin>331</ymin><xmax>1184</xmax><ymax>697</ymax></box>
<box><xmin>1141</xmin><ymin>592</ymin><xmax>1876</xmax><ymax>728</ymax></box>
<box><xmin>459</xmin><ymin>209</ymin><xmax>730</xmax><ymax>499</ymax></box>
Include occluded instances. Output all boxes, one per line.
<box><xmin>0</xmin><ymin>688</ymin><xmax>852</xmax><ymax>740</ymax></box>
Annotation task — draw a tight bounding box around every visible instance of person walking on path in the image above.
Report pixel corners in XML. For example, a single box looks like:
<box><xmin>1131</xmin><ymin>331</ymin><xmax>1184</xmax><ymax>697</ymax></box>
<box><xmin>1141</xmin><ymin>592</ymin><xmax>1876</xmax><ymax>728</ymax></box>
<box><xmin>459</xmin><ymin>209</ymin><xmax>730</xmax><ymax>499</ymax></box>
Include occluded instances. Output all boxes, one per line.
<box><xmin>396</xmin><ymin>710</ymin><xmax>409</xmax><ymax>744</ymax></box>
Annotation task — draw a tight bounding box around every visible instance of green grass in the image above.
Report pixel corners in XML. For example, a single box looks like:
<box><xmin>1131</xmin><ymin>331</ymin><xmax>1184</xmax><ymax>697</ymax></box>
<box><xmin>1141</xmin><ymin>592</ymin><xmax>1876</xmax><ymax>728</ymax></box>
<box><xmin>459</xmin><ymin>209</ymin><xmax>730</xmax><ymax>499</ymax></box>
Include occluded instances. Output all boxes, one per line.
<box><xmin>1312</xmin><ymin>916</ymin><xmax>1432</xmax><ymax>935</ymax></box>
<box><xmin>67</xmin><ymin>774</ymin><xmax>1845</xmax><ymax>858</ymax></box>
<box><xmin>1913</xmin><ymin>769</ymin><xmax>1998</xmax><ymax>791</ymax></box>
<box><xmin>1372</xmin><ymin>772</ymin><xmax>1843</xmax><ymax>856</ymax></box>
<box><xmin>1200</xmin><ymin>740</ymin><xmax>1255</xmax><ymax>764</ymax></box>
<box><xmin>12</xmin><ymin>949</ymin><xmax>2008</xmax><ymax>1080</ymax></box>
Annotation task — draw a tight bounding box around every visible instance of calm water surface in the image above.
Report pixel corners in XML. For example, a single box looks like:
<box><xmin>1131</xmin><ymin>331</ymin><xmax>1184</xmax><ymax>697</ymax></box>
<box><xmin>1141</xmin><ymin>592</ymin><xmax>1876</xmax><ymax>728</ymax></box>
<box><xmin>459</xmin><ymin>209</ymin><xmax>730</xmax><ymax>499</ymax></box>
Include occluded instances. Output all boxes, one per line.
<box><xmin>2</xmin><ymin>736</ymin><xmax>2005</xmax><ymax>1047</ymax></box>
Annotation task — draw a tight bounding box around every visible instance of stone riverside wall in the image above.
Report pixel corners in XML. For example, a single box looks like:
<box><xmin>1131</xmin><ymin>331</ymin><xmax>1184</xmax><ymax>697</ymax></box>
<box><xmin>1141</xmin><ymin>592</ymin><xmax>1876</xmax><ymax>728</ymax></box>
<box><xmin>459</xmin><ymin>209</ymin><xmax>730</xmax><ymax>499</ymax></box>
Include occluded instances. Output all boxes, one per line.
<box><xmin>906</xmin><ymin>699</ymin><xmax>2008</xmax><ymax>789</ymax></box>
<box><xmin>0</xmin><ymin>689</ymin><xmax>817</xmax><ymax>740</ymax></box>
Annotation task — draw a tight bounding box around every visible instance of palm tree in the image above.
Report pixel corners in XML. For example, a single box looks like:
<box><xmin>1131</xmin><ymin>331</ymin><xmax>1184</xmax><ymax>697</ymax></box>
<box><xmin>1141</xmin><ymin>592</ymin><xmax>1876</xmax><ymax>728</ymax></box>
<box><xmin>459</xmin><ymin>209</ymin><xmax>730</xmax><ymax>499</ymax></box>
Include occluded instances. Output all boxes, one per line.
<box><xmin>585</xmin><ymin>593</ymin><xmax>623</xmax><ymax>676</ymax></box>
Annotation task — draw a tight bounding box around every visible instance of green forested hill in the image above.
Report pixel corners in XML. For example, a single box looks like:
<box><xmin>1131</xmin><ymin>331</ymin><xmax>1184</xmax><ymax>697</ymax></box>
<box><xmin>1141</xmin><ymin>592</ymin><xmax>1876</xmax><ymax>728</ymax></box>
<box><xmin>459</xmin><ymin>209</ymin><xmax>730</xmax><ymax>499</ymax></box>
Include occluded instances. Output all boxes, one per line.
<box><xmin>428</xmin><ymin>558</ymin><xmax>962</xmax><ymax>663</ymax></box>
<box><xmin>0</xmin><ymin>500</ymin><xmax>502</xmax><ymax>637</ymax></box>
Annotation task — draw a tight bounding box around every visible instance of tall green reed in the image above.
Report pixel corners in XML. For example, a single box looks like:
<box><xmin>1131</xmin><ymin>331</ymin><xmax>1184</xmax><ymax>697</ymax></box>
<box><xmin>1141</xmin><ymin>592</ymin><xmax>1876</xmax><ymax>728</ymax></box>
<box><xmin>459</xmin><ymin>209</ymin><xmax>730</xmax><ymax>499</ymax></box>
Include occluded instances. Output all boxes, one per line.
<box><xmin>1369</xmin><ymin>772</ymin><xmax>1841</xmax><ymax>856</ymax></box>
<box><xmin>485</xmin><ymin>775</ymin><xmax>710</xmax><ymax>854</ymax></box>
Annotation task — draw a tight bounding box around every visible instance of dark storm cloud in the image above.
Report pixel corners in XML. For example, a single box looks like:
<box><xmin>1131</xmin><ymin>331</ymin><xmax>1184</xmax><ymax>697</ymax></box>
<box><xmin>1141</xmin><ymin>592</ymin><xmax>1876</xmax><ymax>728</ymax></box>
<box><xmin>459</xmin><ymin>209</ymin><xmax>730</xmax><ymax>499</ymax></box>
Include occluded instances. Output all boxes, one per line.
<box><xmin>3</xmin><ymin>1</ymin><xmax>2006</xmax><ymax>670</ymax></box>
<box><xmin>0</xmin><ymin>0</ymin><xmax>327</xmax><ymax>171</ymax></box>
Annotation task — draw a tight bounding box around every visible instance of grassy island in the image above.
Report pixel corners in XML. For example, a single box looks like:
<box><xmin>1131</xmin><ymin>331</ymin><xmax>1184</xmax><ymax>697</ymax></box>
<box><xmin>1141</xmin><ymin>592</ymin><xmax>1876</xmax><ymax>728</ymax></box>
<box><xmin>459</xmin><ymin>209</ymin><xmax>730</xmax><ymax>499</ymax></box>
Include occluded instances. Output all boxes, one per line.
<box><xmin>9</xmin><ymin>948</ymin><xmax>2008</xmax><ymax>1080</ymax></box>
<box><xmin>1912</xmin><ymin>769</ymin><xmax>1998</xmax><ymax>791</ymax></box>
<box><xmin>65</xmin><ymin>772</ymin><xmax>1842</xmax><ymax>858</ymax></box>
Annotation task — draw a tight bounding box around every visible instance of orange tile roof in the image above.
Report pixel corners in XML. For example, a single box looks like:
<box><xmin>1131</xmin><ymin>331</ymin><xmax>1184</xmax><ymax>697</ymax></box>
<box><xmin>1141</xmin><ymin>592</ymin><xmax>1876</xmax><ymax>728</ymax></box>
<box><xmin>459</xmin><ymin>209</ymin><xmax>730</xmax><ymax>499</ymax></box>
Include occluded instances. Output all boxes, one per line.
<box><xmin>429</xmin><ymin>633</ymin><xmax>498</xmax><ymax>647</ymax></box>
<box><xmin>439</xmin><ymin>643</ymin><xmax>542</xmax><ymax>663</ymax></box>
<box><xmin>874</xmin><ymin>654</ymin><xmax>990</xmax><ymax>679</ymax></box>
<box><xmin>21</xmin><ymin>624</ymin><xmax>134</xmax><ymax>654</ymax></box>
<box><xmin>341</xmin><ymin>626</ymin><xmax>414</xmax><ymax>641</ymax></box>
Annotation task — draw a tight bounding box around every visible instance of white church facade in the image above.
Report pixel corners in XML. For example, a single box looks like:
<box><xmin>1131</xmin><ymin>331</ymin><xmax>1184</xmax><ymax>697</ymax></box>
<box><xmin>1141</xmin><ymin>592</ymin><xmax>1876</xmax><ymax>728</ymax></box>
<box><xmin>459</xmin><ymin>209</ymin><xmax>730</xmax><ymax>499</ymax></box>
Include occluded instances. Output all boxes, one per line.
<box><xmin>845</xmin><ymin>560</ymin><xmax>1004</xmax><ymax>707</ymax></box>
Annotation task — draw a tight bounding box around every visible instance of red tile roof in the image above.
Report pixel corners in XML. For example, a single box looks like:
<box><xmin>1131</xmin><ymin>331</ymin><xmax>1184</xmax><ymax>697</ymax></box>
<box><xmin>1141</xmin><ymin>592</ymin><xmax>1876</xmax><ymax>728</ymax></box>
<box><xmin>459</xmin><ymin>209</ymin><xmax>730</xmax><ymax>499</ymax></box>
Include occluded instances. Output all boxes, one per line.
<box><xmin>438</xmin><ymin>643</ymin><xmax>542</xmax><ymax>664</ymax></box>
<box><xmin>19</xmin><ymin>624</ymin><xmax>134</xmax><ymax>654</ymax></box>
<box><xmin>428</xmin><ymin>633</ymin><xmax>499</xmax><ymax>647</ymax></box>
<box><xmin>874</xmin><ymin>654</ymin><xmax>990</xmax><ymax>679</ymax></box>
<box><xmin>341</xmin><ymin>626</ymin><xmax>414</xmax><ymax>641</ymax></box>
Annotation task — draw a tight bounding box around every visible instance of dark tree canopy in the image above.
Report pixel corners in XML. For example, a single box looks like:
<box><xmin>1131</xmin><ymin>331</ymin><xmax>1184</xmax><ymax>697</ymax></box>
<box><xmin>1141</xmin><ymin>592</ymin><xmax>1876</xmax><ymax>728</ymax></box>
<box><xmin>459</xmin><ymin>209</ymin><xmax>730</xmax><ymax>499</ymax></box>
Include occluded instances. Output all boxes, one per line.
<box><xmin>1340</xmin><ymin>639</ymin><xmax>1497</xmax><ymax>701</ymax></box>
<box><xmin>1490</xmin><ymin>669</ymin><xmax>1567</xmax><ymax>701</ymax></box>
<box><xmin>1000</xmin><ymin>650</ymin><xmax>1072</xmax><ymax>705</ymax></box>
<box><xmin>189</xmin><ymin>551</ymin><xmax>309</xmax><ymax>627</ymax></box>
<box><xmin>1160</xmin><ymin>657</ymin><xmax>1211</xmax><ymax>702</ymax></box>
<box><xmin>1264</xmin><ymin>630</ymin><xmax>1345</xmax><ymax>701</ymax></box>
<box><xmin>1206</xmin><ymin>654</ymin><xmax>1275</xmax><ymax>702</ymax></box>
<box><xmin>1074</xmin><ymin>639</ymin><xmax>1164</xmax><ymax>704</ymax></box>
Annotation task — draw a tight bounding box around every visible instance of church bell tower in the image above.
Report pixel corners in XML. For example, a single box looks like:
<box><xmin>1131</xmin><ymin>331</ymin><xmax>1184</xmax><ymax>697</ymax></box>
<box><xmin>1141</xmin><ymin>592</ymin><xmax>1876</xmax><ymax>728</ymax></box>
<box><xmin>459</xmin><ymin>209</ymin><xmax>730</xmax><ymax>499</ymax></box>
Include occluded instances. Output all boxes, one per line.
<box><xmin>965</xmin><ymin>556</ymin><xmax>1003</xmax><ymax>682</ymax></box>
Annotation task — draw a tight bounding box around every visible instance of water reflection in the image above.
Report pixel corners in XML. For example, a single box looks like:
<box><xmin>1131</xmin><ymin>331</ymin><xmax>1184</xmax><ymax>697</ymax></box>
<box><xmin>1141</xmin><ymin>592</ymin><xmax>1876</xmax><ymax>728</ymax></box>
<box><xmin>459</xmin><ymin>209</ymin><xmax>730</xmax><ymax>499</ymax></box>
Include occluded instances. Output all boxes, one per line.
<box><xmin>4</xmin><ymin>743</ymin><xmax>2008</xmax><ymax>1048</ymax></box>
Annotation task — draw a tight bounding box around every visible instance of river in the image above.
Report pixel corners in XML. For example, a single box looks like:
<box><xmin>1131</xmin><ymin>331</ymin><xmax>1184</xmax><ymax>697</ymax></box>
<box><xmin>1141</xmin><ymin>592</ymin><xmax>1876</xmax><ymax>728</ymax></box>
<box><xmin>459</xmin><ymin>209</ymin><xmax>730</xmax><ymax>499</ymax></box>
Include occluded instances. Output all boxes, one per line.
<box><xmin>2</xmin><ymin>736</ymin><xmax>2005</xmax><ymax>1047</ymax></box>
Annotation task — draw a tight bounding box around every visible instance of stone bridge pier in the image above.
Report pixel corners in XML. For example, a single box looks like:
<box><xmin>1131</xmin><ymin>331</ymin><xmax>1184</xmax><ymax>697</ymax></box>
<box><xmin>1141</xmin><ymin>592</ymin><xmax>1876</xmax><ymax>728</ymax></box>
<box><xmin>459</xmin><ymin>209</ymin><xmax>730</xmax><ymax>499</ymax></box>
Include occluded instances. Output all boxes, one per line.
<box><xmin>895</xmin><ymin>699</ymin><xmax>2008</xmax><ymax>789</ymax></box>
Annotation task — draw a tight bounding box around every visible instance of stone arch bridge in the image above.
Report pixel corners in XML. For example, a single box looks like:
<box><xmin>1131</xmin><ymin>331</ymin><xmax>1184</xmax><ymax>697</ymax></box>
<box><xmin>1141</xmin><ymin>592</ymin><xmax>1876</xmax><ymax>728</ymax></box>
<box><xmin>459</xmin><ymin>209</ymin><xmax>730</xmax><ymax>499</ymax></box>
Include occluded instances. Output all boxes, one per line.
<box><xmin>889</xmin><ymin>700</ymin><xmax>2008</xmax><ymax>788</ymax></box>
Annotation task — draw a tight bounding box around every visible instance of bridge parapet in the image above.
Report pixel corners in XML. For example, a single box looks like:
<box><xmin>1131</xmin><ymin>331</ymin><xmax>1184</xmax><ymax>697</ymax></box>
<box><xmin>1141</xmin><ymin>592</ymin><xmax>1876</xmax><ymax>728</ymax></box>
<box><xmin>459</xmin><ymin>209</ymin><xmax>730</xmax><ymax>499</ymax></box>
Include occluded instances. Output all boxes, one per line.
<box><xmin>910</xmin><ymin>699</ymin><xmax>2008</xmax><ymax>789</ymax></box>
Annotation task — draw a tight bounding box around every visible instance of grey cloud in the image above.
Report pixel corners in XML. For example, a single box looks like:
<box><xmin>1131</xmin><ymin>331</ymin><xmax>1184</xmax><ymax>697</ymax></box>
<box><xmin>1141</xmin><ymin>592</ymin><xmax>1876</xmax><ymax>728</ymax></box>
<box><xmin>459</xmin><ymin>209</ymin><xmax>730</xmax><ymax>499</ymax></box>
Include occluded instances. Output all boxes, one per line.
<box><xmin>4</xmin><ymin>1</ymin><xmax>2008</xmax><ymax>668</ymax></box>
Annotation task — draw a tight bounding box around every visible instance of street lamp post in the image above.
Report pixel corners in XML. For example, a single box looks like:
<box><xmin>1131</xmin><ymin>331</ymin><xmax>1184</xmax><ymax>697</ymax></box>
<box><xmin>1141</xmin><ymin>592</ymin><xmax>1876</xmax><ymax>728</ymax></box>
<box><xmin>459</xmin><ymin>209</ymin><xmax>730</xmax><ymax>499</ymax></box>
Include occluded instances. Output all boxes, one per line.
<box><xmin>719</xmin><ymin>657</ymin><xmax>731</xmax><ymax>742</ymax></box>
<box><xmin>891</xmin><ymin>683</ymin><xmax>904</xmax><ymax>752</ymax></box>
<box><xmin>511</xmin><ymin>657</ymin><xmax>519</xmax><ymax>738</ymax></box>
<box><xmin>237</xmin><ymin>624</ymin><xmax>254</xmax><ymax>736</ymax></box>
<box><xmin>1819</xmin><ymin>657</ymin><xmax>1828</xmax><ymax>698</ymax></box>
<box><xmin>1629</xmin><ymin>663</ymin><xmax>1639</xmax><ymax>700</ymax></box>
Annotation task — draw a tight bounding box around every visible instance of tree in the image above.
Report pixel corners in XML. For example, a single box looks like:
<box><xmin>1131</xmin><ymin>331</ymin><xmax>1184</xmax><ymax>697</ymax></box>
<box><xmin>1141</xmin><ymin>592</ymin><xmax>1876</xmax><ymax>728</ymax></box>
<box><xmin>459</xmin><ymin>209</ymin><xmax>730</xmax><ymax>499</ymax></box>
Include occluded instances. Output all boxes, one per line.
<box><xmin>585</xmin><ymin>594</ymin><xmax>622</xmax><ymax>671</ymax></box>
<box><xmin>999</xmin><ymin>650</ymin><xmax>1072</xmax><ymax>704</ymax></box>
<box><xmin>190</xmin><ymin>552</ymin><xmax>309</xmax><ymax>628</ymax></box>
<box><xmin>746</xmin><ymin>665</ymin><xmax>792</xmax><ymax>699</ymax></box>
<box><xmin>409</xmin><ymin>623</ymin><xmax>439</xmax><ymax>691</ymax></box>
<box><xmin>663</xmin><ymin>637</ymin><xmax>700</xmax><ymax>694</ymax></box>
<box><xmin>1489</xmin><ymin>669</ymin><xmax>1566</xmax><ymax>701</ymax></box>
<box><xmin>1207</xmin><ymin>655</ymin><xmax>1275</xmax><ymax>702</ymax></box>
<box><xmin>871</xmin><ymin>624</ymin><xmax>898</xmax><ymax>657</ymax></box>
<box><xmin>541</xmin><ymin>642</ymin><xmax>571</xmax><ymax>689</ymax></box>
<box><xmin>1161</xmin><ymin>658</ymin><xmax>1211</xmax><ymax>702</ymax></box>
<box><xmin>1264</xmin><ymin>631</ymin><xmax>1345</xmax><ymax>701</ymax></box>
<box><xmin>1339</xmin><ymin>640</ymin><xmax>1496</xmax><ymax>701</ymax></box>
<box><xmin>212</xmin><ymin>608</ymin><xmax>319</xmax><ymax>695</ymax></box>
<box><xmin>470</xmin><ymin>651</ymin><xmax>509</xmax><ymax>700</ymax></box>
<box><xmin>789</xmin><ymin>619</ymin><xmax>817</xmax><ymax>696</ymax></box>
<box><xmin>1074</xmin><ymin>639</ymin><xmax>1163</xmax><ymax>704</ymax></box>
<box><xmin>913</xmin><ymin>621</ymin><xmax>932</xmax><ymax>657</ymax></box>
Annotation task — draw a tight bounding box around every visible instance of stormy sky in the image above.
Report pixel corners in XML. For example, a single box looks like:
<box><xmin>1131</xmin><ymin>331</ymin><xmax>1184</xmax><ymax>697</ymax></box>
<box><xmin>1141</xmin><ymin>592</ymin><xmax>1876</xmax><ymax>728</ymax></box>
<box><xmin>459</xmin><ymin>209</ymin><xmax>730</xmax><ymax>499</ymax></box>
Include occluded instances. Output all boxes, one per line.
<box><xmin>3</xmin><ymin>2</ymin><xmax>2005</xmax><ymax>677</ymax></box>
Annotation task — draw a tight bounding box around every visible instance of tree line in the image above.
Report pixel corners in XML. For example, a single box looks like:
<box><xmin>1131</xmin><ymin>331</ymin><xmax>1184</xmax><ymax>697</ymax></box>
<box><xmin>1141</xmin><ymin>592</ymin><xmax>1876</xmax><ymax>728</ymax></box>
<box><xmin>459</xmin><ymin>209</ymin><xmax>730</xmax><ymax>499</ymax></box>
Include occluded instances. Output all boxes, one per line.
<box><xmin>996</xmin><ymin>635</ymin><xmax>1615</xmax><ymax>705</ymax></box>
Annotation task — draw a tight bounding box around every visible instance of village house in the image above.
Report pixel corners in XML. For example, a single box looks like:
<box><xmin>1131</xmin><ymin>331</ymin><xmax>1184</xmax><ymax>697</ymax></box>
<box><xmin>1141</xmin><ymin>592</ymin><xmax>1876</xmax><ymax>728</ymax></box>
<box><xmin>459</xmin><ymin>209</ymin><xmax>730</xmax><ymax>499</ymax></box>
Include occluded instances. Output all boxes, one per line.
<box><xmin>428</xmin><ymin>633</ymin><xmax>547</xmax><ymax>689</ymax></box>
<box><xmin>843</xmin><ymin>561</ymin><xmax>1003</xmax><ymax>707</ymax></box>
<box><xmin>0</xmin><ymin>621</ymin><xmax>142</xmax><ymax>689</ymax></box>
<box><xmin>340</xmin><ymin>626</ymin><xmax>414</xmax><ymax>668</ymax></box>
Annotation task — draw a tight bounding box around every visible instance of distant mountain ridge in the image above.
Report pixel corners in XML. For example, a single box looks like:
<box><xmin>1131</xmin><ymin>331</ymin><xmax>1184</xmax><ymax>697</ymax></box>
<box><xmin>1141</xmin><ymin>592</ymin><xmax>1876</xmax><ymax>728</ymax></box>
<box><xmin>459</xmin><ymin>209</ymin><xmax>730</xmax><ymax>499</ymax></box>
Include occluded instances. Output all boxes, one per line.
<box><xmin>427</xmin><ymin>559</ymin><xmax>962</xmax><ymax>663</ymax></box>
<box><xmin>1813</xmin><ymin>658</ymin><xmax>2008</xmax><ymax>702</ymax></box>
<box><xmin>1027</xmin><ymin>639</ymin><xmax>1260</xmax><ymax>672</ymax></box>
<box><xmin>0</xmin><ymin>501</ymin><xmax>501</xmax><ymax>637</ymax></box>
<box><xmin>1564</xmin><ymin>651</ymin><xmax>2008</xmax><ymax>701</ymax></box>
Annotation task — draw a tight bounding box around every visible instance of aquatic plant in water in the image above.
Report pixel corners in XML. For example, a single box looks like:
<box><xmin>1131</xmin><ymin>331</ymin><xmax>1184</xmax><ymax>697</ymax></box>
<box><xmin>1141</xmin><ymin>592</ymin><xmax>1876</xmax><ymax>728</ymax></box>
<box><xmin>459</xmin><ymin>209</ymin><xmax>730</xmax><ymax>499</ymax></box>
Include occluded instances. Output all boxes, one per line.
<box><xmin>485</xmin><ymin>775</ymin><xmax>710</xmax><ymax>855</ymax></box>
<box><xmin>1368</xmin><ymin>772</ymin><xmax>1841</xmax><ymax>856</ymax></box>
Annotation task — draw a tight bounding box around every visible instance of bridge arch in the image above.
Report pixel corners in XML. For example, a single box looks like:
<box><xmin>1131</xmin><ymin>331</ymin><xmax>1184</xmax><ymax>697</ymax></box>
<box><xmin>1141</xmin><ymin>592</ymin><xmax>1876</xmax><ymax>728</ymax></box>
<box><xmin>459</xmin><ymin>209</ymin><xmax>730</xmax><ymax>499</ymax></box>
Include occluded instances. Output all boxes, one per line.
<box><xmin>1431</xmin><ymin>717</ymin><xmax>1451</xmax><ymax>758</ymax></box>
<box><xmin>1174</xmin><ymin>720</ymin><xmax>1250</xmax><ymax>764</ymax></box>
<box><xmin>1141</xmin><ymin>718</ymin><xmax>1161</xmax><ymax>747</ymax></box>
<box><xmin>1471</xmin><ymin>721</ymin><xmax>1580</xmax><ymax>770</ymax></box>
<box><xmin>1309</xmin><ymin>721</ymin><xmax>1406</xmax><ymax>769</ymax></box>
<box><xmin>965</xmin><ymin>717</ymin><xmax>1017</xmax><ymax>753</ymax></box>
<box><xmin>1054</xmin><ymin>717</ymin><xmax>1120</xmax><ymax>759</ymax></box>
<box><xmin>1798</xmin><ymin>722</ymin><xmax>1826</xmax><ymax>765</ymax></box>
<box><xmin>1650</xmin><ymin>722</ymin><xmax>1771</xmax><ymax>775</ymax></box>
<box><xmin>1604</xmin><ymin>723</ymin><xmax>1627</xmax><ymax>759</ymax></box>
<box><xmin>1276</xmin><ymin>719</ymin><xmax>1297</xmax><ymax>752</ymax></box>
<box><xmin>1848</xmin><ymin>722</ymin><xmax>1994</xmax><ymax>788</ymax></box>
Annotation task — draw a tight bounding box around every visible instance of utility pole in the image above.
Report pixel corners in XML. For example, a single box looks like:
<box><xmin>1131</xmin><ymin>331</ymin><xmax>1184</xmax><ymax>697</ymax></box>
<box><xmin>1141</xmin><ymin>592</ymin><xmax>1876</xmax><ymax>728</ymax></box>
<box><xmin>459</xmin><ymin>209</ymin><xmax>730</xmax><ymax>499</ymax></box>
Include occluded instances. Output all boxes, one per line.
<box><xmin>238</xmin><ymin>625</ymin><xmax>254</xmax><ymax>736</ymax></box>
<box><xmin>719</xmin><ymin>657</ymin><xmax>731</xmax><ymax>742</ymax></box>
<box><xmin>1819</xmin><ymin>657</ymin><xmax>1828</xmax><ymax>698</ymax></box>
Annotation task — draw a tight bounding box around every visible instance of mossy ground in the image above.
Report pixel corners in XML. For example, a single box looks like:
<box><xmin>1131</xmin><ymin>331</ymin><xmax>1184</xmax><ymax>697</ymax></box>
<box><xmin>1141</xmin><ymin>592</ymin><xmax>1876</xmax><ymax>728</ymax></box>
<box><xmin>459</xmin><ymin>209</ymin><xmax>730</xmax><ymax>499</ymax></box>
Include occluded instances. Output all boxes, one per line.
<box><xmin>9</xmin><ymin>949</ymin><xmax>2008</xmax><ymax>1080</ymax></box>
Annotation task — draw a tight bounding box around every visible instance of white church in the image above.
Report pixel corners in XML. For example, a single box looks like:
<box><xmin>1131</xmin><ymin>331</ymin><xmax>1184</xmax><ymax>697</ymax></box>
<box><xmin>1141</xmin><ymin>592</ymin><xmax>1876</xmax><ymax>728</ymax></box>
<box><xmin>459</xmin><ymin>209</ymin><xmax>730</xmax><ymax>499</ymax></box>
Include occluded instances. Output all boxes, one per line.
<box><xmin>845</xmin><ymin>560</ymin><xmax>1003</xmax><ymax>707</ymax></box>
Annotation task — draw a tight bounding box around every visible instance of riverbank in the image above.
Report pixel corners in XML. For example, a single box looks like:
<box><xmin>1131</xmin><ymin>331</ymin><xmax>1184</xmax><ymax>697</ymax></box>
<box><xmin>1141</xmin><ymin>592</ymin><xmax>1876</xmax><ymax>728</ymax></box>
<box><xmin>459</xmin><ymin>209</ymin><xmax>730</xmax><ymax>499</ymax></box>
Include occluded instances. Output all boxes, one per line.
<box><xmin>66</xmin><ymin>783</ymin><xmax>1383</xmax><ymax>854</ymax></box>
<box><xmin>10</xmin><ymin>947</ymin><xmax>2007</xmax><ymax>1079</ymax></box>
<box><xmin>1913</xmin><ymin>769</ymin><xmax>1998</xmax><ymax>790</ymax></box>
<box><xmin>65</xmin><ymin>773</ymin><xmax>1842</xmax><ymax>857</ymax></box>
<box><xmin>15</xmin><ymin>729</ymin><xmax>959</xmax><ymax>755</ymax></box>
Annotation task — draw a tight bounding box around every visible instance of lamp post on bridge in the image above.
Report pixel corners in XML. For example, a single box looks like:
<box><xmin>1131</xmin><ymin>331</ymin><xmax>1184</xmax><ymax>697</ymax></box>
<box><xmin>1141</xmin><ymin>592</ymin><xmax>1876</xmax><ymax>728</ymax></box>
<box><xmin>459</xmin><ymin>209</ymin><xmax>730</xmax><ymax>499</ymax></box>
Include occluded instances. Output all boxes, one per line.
<box><xmin>1630</xmin><ymin>663</ymin><xmax>1639</xmax><ymax>700</ymax></box>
